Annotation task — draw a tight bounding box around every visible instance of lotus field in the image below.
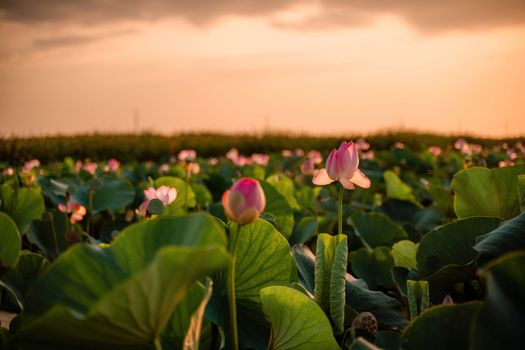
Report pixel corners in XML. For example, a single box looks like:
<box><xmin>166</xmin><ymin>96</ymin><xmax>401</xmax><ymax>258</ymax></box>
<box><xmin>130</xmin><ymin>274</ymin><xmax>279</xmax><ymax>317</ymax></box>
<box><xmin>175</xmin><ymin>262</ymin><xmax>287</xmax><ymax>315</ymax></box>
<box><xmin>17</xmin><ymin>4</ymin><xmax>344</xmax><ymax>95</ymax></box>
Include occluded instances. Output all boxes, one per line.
<box><xmin>1</xmin><ymin>137</ymin><xmax>525</xmax><ymax>350</ymax></box>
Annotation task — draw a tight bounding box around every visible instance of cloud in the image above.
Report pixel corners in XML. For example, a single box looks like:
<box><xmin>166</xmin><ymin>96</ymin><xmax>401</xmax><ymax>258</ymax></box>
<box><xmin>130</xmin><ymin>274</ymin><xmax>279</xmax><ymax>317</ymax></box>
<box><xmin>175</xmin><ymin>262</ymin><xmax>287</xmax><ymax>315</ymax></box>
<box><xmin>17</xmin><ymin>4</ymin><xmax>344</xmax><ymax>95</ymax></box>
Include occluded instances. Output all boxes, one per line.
<box><xmin>32</xmin><ymin>29</ymin><xmax>136</xmax><ymax>50</ymax></box>
<box><xmin>0</xmin><ymin>0</ymin><xmax>524</xmax><ymax>32</ymax></box>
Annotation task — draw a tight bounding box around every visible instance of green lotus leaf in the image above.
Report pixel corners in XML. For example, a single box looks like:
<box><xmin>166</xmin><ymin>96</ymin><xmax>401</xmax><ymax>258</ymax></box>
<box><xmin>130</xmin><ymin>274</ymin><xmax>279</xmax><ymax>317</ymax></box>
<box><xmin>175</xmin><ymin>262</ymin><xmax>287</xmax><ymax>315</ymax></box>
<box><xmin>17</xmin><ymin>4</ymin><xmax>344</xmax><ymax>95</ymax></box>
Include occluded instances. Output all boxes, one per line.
<box><xmin>17</xmin><ymin>213</ymin><xmax>229</xmax><ymax>349</ymax></box>
<box><xmin>260</xmin><ymin>286</ymin><xmax>339</xmax><ymax>350</ymax></box>
<box><xmin>451</xmin><ymin>165</ymin><xmax>525</xmax><ymax>220</ymax></box>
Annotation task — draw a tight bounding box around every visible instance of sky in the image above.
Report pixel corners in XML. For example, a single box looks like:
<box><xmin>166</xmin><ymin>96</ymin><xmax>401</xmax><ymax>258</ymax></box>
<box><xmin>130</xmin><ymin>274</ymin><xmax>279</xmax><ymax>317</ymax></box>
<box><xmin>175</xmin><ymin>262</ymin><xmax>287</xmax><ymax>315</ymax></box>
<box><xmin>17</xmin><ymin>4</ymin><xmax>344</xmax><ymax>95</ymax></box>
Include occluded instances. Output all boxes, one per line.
<box><xmin>0</xmin><ymin>0</ymin><xmax>524</xmax><ymax>138</ymax></box>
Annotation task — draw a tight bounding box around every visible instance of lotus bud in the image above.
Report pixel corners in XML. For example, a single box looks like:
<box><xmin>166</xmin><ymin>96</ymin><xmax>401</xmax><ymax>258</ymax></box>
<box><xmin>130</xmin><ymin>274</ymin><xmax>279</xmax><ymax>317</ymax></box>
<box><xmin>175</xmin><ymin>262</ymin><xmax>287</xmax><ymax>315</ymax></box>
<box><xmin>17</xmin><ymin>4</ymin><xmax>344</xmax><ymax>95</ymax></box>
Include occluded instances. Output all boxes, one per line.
<box><xmin>222</xmin><ymin>178</ymin><xmax>266</xmax><ymax>225</ymax></box>
<box><xmin>442</xmin><ymin>294</ymin><xmax>454</xmax><ymax>305</ymax></box>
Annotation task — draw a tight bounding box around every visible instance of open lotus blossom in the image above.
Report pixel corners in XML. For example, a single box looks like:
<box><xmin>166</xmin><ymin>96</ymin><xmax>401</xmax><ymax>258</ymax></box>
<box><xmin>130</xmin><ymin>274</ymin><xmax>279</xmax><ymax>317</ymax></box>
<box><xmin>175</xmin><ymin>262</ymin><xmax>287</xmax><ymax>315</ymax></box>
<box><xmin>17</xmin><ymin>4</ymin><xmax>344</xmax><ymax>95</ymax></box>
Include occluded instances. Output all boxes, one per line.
<box><xmin>104</xmin><ymin>158</ymin><xmax>120</xmax><ymax>172</ymax></box>
<box><xmin>251</xmin><ymin>153</ymin><xmax>270</xmax><ymax>166</ymax></box>
<box><xmin>281</xmin><ymin>149</ymin><xmax>293</xmax><ymax>157</ymax></box>
<box><xmin>222</xmin><ymin>178</ymin><xmax>266</xmax><ymax>225</ymax></box>
<box><xmin>499</xmin><ymin>160</ymin><xmax>515</xmax><ymax>168</ymax></box>
<box><xmin>3</xmin><ymin>167</ymin><xmax>14</xmax><ymax>176</ymax></box>
<box><xmin>178</xmin><ymin>149</ymin><xmax>197</xmax><ymax>161</ymax></box>
<box><xmin>307</xmin><ymin>150</ymin><xmax>323</xmax><ymax>164</ymax></box>
<box><xmin>454</xmin><ymin>138</ymin><xmax>471</xmax><ymax>155</ymax></box>
<box><xmin>22</xmin><ymin>159</ymin><xmax>40</xmax><ymax>173</ymax></box>
<box><xmin>159</xmin><ymin>163</ymin><xmax>170</xmax><ymax>173</ymax></box>
<box><xmin>300</xmin><ymin>159</ymin><xmax>315</xmax><ymax>176</ymax></box>
<box><xmin>82</xmin><ymin>162</ymin><xmax>98</xmax><ymax>175</ymax></box>
<box><xmin>58</xmin><ymin>199</ymin><xmax>87</xmax><ymax>224</ymax></box>
<box><xmin>226</xmin><ymin>148</ymin><xmax>239</xmax><ymax>161</ymax></box>
<box><xmin>355</xmin><ymin>138</ymin><xmax>370</xmax><ymax>151</ymax></box>
<box><xmin>138</xmin><ymin>186</ymin><xmax>177</xmax><ymax>216</ymax></box>
<box><xmin>312</xmin><ymin>141</ymin><xmax>371</xmax><ymax>189</ymax></box>
<box><xmin>393</xmin><ymin>142</ymin><xmax>405</xmax><ymax>149</ymax></box>
<box><xmin>428</xmin><ymin>146</ymin><xmax>442</xmax><ymax>157</ymax></box>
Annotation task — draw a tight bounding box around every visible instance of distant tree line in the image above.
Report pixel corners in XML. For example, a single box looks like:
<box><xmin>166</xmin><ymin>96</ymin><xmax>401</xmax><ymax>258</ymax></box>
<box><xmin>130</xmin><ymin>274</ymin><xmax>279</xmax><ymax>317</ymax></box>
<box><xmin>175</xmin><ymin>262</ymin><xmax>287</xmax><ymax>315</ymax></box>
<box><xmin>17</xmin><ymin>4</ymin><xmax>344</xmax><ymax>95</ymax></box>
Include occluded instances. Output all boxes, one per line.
<box><xmin>0</xmin><ymin>132</ymin><xmax>522</xmax><ymax>164</ymax></box>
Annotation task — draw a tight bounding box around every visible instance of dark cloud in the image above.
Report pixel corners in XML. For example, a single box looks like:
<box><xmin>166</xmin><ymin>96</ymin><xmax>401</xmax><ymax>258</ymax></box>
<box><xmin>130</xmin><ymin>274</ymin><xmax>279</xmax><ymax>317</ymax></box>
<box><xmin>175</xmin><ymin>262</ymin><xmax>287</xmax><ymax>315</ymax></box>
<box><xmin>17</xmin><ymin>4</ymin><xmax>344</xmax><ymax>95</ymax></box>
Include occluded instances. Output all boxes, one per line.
<box><xmin>32</xmin><ymin>29</ymin><xmax>136</xmax><ymax>50</ymax></box>
<box><xmin>1</xmin><ymin>0</ymin><xmax>524</xmax><ymax>32</ymax></box>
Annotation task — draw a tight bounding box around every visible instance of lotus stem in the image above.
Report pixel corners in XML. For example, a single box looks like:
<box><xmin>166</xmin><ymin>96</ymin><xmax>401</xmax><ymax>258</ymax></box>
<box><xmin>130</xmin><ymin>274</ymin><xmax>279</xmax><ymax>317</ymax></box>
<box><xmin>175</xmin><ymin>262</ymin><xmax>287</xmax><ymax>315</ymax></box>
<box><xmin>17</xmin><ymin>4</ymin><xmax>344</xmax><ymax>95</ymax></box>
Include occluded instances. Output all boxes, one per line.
<box><xmin>184</xmin><ymin>163</ymin><xmax>190</xmax><ymax>212</ymax></box>
<box><xmin>227</xmin><ymin>224</ymin><xmax>241</xmax><ymax>350</ymax></box>
<box><xmin>338</xmin><ymin>184</ymin><xmax>344</xmax><ymax>236</ymax></box>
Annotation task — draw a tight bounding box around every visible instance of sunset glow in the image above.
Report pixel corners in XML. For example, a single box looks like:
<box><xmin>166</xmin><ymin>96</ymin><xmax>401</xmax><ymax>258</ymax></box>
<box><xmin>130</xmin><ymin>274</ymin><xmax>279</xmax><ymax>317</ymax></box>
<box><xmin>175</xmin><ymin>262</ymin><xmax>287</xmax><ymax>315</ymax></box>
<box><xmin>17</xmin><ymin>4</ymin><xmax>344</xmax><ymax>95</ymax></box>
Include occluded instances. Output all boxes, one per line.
<box><xmin>1</xmin><ymin>1</ymin><xmax>524</xmax><ymax>137</ymax></box>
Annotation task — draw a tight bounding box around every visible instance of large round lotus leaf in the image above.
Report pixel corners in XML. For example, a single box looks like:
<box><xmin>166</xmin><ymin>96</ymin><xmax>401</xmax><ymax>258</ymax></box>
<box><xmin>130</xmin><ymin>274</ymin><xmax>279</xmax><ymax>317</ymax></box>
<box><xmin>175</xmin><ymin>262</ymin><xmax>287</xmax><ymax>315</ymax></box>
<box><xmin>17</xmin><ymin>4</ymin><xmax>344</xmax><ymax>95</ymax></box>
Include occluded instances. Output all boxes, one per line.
<box><xmin>155</xmin><ymin>176</ymin><xmax>196</xmax><ymax>214</ymax></box>
<box><xmin>206</xmin><ymin>219</ymin><xmax>294</xmax><ymax>350</ymax></box>
<box><xmin>289</xmin><ymin>216</ymin><xmax>318</xmax><ymax>245</ymax></box>
<box><xmin>160</xmin><ymin>279</ymin><xmax>213</xmax><ymax>350</ymax></box>
<box><xmin>472</xmin><ymin>252</ymin><xmax>525</xmax><ymax>350</ymax></box>
<box><xmin>71</xmin><ymin>176</ymin><xmax>135</xmax><ymax>214</ymax></box>
<box><xmin>350</xmin><ymin>211</ymin><xmax>408</xmax><ymax>248</ymax></box>
<box><xmin>0</xmin><ymin>212</ymin><xmax>21</xmax><ymax>269</ymax></box>
<box><xmin>26</xmin><ymin>209</ymin><xmax>71</xmax><ymax>261</ymax></box>
<box><xmin>260</xmin><ymin>180</ymin><xmax>294</xmax><ymax>239</ymax></box>
<box><xmin>416</xmin><ymin>216</ymin><xmax>501</xmax><ymax>277</ymax></box>
<box><xmin>451</xmin><ymin>165</ymin><xmax>525</xmax><ymax>220</ymax></box>
<box><xmin>0</xmin><ymin>251</ymin><xmax>49</xmax><ymax>310</ymax></box>
<box><xmin>267</xmin><ymin>173</ymin><xmax>301</xmax><ymax>210</ymax></box>
<box><xmin>400</xmin><ymin>302</ymin><xmax>483</xmax><ymax>350</ymax></box>
<box><xmin>391</xmin><ymin>240</ymin><xmax>418</xmax><ymax>270</ymax></box>
<box><xmin>18</xmin><ymin>213</ymin><xmax>229</xmax><ymax>349</ymax></box>
<box><xmin>383</xmin><ymin>171</ymin><xmax>419</xmax><ymax>205</ymax></box>
<box><xmin>0</xmin><ymin>184</ymin><xmax>45</xmax><ymax>233</ymax></box>
<box><xmin>260</xmin><ymin>286</ymin><xmax>339</xmax><ymax>350</ymax></box>
<box><xmin>474</xmin><ymin>212</ymin><xmax>525</xmax><ymax>262</ymax></box>
<box><xmin>350</xmin><ymin>246</ymin><xmax>395</xmax><ymax>289</ymax></box>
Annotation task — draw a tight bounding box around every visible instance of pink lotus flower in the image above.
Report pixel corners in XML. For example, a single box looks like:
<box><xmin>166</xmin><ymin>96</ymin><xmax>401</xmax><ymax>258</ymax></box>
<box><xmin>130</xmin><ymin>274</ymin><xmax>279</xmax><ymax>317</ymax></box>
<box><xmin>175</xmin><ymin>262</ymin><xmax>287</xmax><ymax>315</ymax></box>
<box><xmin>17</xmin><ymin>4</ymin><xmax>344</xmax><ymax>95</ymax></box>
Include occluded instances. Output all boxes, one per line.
<box><xmin>82</xmin><ymin>162</ymin><xmax>98</xmax><ymax>175</ymax></box>
<box><xmin>295</xmin><ymin>148</ymin><xmax>304</xmax><ymax>157</ymax></box>
<box><xmin>189</xmin><ymin>162</ymin><xmax>200</xmax><ymax>174</ymax></box>
<box><xmin>222</xmin><ymin>178</ymin><xmax>266</xmax><ymax>225</ymax></box>
<box><xmin>209</xmin><ymin>158</ymin><xmax>218</xmax><ymax>166</ymax></box>
<box><xmin>499</xmin><ymin>160</ymin><xmax>515</xmax><ymax>168</ymax></box>
<box><xmin>178</xmin><ymin>149</ymin><xmax>197</xmax><ymax>161</ymax></box>
<box><xmin>3</xmin><ymin>167</ymin><xmax>14</xmax><ymax>176</ymax></box>
<box><xmin>58</xmin><ymin>200</ymin><xmax>87</xmax><ymax>224</ymax></box>
<box><xmin>226</xmin><ymin>148</ymin><xmax>239</xmax><ymax>161</ymax></box>
<box><xmin>355</xmin><ymin>138</ymin><xmax>370</xmax><ymax>151</ymax></box>
<box><xmin>361</xmin><ymin>150</ymin><xmax>375</xmax><ymax>160</ymax></box>
<box><xmin>312</xmin><ymin>141</ymin><xmax>371</xmax><ymax>190</ymax></box>
<box><xmin>442</xmin><ymin>294</ymin><xmax>454</xmax><ymax>305</ymax></box>
<box><xmin>22</xmin><ymin>159</ymin><xmax>40</xmax><ymax>173</ymax></box>
<box><xmin>428</xmin><ymin>146</ymin><xmax>442</xmax><ymax>157</ymax></box>
<box><xmin>251</xmin><ymin>153</ymin><xmax>270</xmax><ymax>166</ymax></box>
<box><xmin>104</xmin><ymin>158</ymin><xmax>120</xmax><ymax>172</ymax></box>
<box><xmin>454</xmin><ymin>138</ymin><xmax>471</xmax><ymax>155</ymax></box>
<box><xmin>470</xmin><ymin>144</ymin><xmax>482</xmax><ymax>154</ymax></box>
<box><xmin>507</xmin><ymin>149</ymin><xmax>518</xmax><ymax>160</ymax></box>
<box><xmin>300</xmin><ymin>159</ymin><xmax>315</xmax><ymax>176</ymax></box>
<box><xmin>281</xmin><ymin>149</ymin><xmax>293</xmax><ymax>157</ymax></box>
<box><xmin>159</xmin><ymin>164</ymin><xmax>170</xmax><ymax>173</ymax></box>
<box><xmin>307</xmin><ymin>150</ymin><xmax>323</xmax><ymax>165</ymax></box>
<box><xmin>393</xmin><ymin>142</ymin><xmax>405</xmax><ymax>149</ymax></box>
<box><xmin>138</xmin><ymin>186</ymin><xmax>177</xmax><ymax>216</ymax></box>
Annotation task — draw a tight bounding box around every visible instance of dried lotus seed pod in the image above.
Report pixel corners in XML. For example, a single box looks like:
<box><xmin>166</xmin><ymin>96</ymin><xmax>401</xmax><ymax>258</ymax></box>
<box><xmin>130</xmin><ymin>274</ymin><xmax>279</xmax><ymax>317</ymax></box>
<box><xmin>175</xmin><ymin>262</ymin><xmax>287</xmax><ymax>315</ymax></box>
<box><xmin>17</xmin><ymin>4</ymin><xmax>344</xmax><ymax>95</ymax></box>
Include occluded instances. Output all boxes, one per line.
<box><xmin>352</xmin><ymin>312</ymin><xmax>378</xmax><ymax>335</ymax></box>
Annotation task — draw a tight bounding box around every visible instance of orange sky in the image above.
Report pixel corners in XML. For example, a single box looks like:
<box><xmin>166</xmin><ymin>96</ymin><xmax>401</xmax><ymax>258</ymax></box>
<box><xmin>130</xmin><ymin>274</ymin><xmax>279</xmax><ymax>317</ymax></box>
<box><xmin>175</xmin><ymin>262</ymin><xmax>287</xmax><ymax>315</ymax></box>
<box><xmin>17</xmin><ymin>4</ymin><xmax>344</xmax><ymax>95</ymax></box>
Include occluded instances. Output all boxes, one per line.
<box><xmin>1</xmin><ymin>1</ymin><xmax>524</xmax><ymax>137</ymax></box>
